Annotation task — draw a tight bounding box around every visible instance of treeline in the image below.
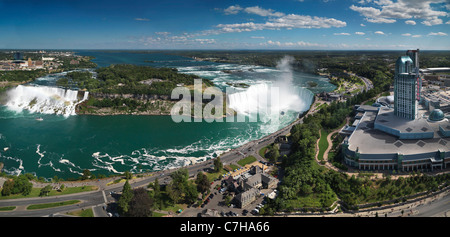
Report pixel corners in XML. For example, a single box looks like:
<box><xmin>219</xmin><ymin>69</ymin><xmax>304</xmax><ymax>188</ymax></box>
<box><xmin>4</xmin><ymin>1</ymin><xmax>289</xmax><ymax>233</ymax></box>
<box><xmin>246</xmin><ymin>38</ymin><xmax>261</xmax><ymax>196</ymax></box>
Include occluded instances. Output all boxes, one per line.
<box><xmin>0</xmin><ymin>70</ymin><xmax>47</xmax><ymax>82</ymax></box>
<box><xmin>0</xmin><ymin>174</ymin><xmax>33</xmax><ymax>197</ymax></box>
<box><xmin>57</xmin><ymin>56</ymin><xmax>97</xmax><ymax>70</ymax></box>
<box><xmin>61</xmin><ymin>64</ymin><xmax>213</xmax><ymax>96</ymax></box>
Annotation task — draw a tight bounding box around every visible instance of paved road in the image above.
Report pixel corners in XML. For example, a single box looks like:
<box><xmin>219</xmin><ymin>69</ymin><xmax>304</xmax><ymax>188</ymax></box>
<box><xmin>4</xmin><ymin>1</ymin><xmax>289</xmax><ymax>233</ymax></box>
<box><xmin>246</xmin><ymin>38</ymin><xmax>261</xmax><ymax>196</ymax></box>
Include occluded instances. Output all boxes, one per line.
<box><xmin>347</xmin><ymin>72</ymin><xmax>374</xmax><ymax>92</ymax></box>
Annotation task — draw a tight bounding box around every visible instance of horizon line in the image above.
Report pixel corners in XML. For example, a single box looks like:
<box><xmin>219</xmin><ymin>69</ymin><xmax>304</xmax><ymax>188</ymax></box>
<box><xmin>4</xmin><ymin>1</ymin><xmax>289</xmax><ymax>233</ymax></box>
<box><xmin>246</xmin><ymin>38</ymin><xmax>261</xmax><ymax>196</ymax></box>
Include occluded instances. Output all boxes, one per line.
<box><xmin>2</xmin><ymin>48</ymin><xmax>450</xmax><ymax>51</ymax></box>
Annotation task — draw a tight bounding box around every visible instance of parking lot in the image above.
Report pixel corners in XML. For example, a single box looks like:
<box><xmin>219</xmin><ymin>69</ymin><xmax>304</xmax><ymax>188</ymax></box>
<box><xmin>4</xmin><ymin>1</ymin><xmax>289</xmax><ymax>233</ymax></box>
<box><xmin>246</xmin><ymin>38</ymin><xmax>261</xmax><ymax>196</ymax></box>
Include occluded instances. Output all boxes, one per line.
<box><xmin>179</xmin><ymin>184</ymin><xmax>276</xmax><ymax>217</ymax></box>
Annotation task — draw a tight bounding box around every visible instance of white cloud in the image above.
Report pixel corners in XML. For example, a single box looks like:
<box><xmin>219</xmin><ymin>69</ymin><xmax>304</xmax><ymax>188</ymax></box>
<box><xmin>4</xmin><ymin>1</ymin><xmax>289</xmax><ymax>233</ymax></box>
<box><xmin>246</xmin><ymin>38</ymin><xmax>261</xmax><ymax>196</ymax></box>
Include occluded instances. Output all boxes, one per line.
<box><xmin>366</xmin><ymin>17</ymin><xmax>396</xmax><ymax>23</ymax></box>
<box><xmin>194</xmin><ymin>39</ymin><xmax>216</xmax><ymax>44</ymax></box>
<box><xmin>244</xmin><ymin>6</ymin><xmax>285</xmax><ymax>17</ymax></box>
<box><xmin>224</xmin><ymin>5</ymin><xmax>243</xmax><ymax>15</ymax></box>
<box><xmin>446</xmin><ymin>21</ymin><xmax>450</xmax><ymax>24</ymax></box>
<box><xmin>350</xmin><ymin>0</ymin><xmax>448</xmax><ymax>25</ymax></box>
<box><xmin>155</xmin><ymin>32</ymin><xmax>170</xmax><ymax>36</ymax></box>
<box><xmin>428</xmin><ymin>32</ymin><xmax>448</xmax><ymax>36</ymax></box>
<box><xmin>267</xmin><ymin>40</ymin><xmax>281</xmax><ymax>46</ymax></box>
<box><xmin>374</xmin><ymin>31</ymin><xmax>385</xmax><ymax>35</ymax></box>
<box><xmin>401</xmin><ymin>33</ymin><xmax>411</xmax><ymax>36</ymax></box>
<box><xmin>355</xmin><ymin>32</ymin><xmax>366</xmax><ymax>35</ymax></box>
<box><xmin>216</xmin><ymin>14</ymin><xmax>346</xmax><ymax>33</ymax></box>
<box><xmin>405</xmin><ymin>20</ymin><xmax>416</xmax><ymax>25</ymax></box>
<box><xmin>334</xmin><ymin>32</ymin><xmax>351</xmax><ymax>35</ymax></box>
<box><xmin>422</xmin><ymin>18</ymin><xmax>443</xmax><ymax>26</ymax></box>
<box><xmin>412</xmin><ymin>35</ymin><xmax>422</xmax><ymax>38</ymax></box>
<box><xmin>217</xmin><ymin>5</ymin><xmax>346</xmax><ymax>34</ymax></box>
<box><xmin>251</xmin><ymin>36</ymin><xmax>265</xmax><ymax>39</ymax></box>
<box><xmin>134</xmin><ymin>18</ymin><xmax>150</xmax><ymax>21</ymax></box>
<box><xmin>360</xmin><ymin>23</ymin><xmax>366</xmax><ymax>27</ymax></box>
<box><xmin>266</xmin><ymin>40</ymin><xmax>323</xmax><ymax>47</ymax></box>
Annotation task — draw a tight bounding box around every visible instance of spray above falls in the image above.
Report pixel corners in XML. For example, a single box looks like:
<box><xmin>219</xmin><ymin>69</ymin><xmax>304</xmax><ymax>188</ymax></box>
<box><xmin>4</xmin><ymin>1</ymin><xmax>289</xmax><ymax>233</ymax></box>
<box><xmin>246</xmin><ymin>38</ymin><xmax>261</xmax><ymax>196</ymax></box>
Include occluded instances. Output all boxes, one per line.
<box><xmin>227</xmin><ymin>56</ymin><xmax>313</xmax><ymax>118</ymax></box>
<box><xmin>5</xmin><ymin>85</ymin><xmax>89</xmax><ymax>117</ymax></box>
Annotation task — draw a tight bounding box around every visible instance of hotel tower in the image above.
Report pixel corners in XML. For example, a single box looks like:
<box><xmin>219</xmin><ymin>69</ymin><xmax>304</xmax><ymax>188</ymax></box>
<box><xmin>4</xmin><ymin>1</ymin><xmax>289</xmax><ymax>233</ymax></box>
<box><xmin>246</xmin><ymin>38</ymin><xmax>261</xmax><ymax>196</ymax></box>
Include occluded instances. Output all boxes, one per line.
<box><xmin>394</xmin><ymin>49</ymin><xmax>421</xmax><ymax>120</ymax></box>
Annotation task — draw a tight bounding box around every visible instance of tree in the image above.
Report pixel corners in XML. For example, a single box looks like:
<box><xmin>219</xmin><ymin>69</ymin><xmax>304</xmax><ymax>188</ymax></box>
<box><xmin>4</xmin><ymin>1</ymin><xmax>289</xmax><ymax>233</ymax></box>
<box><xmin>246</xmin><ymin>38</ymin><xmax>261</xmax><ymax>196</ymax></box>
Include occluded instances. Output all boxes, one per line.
<box><xmin>39</xmin><ymin>185</ymin><xmax>52</xmax><ymax>197</ymax></box>
<box><xmin>128</xmin><ymin>187</ymin><xmax>153</xmax><ymax>217</ymax></box>
<box><xmin>166</xmin><ymin>181</ymin><xmax>183</xmax><ymax>204</ymax></box>
<box><xmin>1</xmin><ymin>179</ymin><xmax>14</xmax><ymax>196</ymax></box>
<box><xmin>184</xmin><ymin>182</ymin><xmax>199</xmax><ymax>205</ymax></box>
<box><xmin>13</xmin><ymin>175</ymin><xmax>32</xmax><ymax>196</ymax></box>
<box><xmin>195</xmin><ymin>172</ymin><xmax>210</xmax><ymax>193</ymax></box>
<box><xmin>266</xmin><ymin>144</ymin><xmax>280</xmax><ymax>163</ymax></box>
<box><xmin>124</xmin><ymin>170</ymin><xmax>133</xmax><ymax>180</ymax></box>
<box><xmin>214</xmin><ymin>157</ymin><xmax>223</xmax><ymax>173</ymax></box>
<box><xmin>152</xmin><ymin>178</ymin><xmax>161</xmax><ymax>198</ymax></box>
<box><xmin>81</xmin><ymin>169</ymin><xmax>91</xmax><ymax>180</ymax></box>
<box><xmin>118</xmin><ymin>180</ymin><xmax>133</xmax><ymax>215</ymax></box>
<box><xmin>167</xmin><ymin>168</ymin><xmax>189</xmax><ymax>204</ymax></box>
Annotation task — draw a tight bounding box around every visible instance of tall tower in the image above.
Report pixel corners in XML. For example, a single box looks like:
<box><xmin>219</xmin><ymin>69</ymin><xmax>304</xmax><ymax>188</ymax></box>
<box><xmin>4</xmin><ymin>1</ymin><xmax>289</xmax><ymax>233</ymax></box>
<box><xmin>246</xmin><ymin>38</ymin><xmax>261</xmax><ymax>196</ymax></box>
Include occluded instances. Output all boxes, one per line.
<box><xmin>394</xmin><ymin>49</ymin><xmax>421</xmax><ymax>120</ymax></box>
<box><xmin>406</xmin><ymin>49</ymin><xmax>422</xmax><ymax>100</ymax></box>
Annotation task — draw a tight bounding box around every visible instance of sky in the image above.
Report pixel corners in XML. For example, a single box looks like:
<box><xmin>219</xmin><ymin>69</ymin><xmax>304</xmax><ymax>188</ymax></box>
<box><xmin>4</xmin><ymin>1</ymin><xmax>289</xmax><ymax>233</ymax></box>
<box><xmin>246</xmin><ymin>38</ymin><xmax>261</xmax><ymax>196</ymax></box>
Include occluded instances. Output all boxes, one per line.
<box><xmin>0</xmin><ymin>0</ymin><xmax>449</xmax><ymax>50</ymax></box>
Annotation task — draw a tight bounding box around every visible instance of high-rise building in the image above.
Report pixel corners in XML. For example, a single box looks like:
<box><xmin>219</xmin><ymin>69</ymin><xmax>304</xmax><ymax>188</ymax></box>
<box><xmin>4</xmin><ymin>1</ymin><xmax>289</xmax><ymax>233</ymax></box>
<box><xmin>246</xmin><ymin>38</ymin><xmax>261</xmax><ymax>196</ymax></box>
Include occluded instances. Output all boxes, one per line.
<box><xmin>13</xmin><ymin>52</ymin><xmax>23</xmax><ymax>61</ymax></box>
<box><xmin>394</xmin><ymin>49</ymin><xmax>421</xmax><ymax>120</ymax></box>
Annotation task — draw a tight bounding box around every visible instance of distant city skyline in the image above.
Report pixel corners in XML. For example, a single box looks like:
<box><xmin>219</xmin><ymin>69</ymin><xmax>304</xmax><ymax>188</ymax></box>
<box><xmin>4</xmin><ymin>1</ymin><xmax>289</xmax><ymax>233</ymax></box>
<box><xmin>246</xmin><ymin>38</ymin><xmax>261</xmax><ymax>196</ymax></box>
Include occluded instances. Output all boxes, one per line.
<box><xmin>0</xmin><ymin>0</ymin><xmax>449</xmax><ymax>50</ymax></box>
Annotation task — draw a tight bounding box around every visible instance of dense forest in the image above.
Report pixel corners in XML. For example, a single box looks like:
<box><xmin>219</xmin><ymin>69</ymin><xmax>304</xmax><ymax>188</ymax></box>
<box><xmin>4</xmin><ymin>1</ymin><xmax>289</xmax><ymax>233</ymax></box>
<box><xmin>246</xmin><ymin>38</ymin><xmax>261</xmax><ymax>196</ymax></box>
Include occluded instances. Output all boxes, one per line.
<box><xmin>60</xmin><ymin>64</ymin><xmax>213</xmax><ymax>96</ymax></box>
<box><xmin>0</xmin><ymin>70</ymin><xmax>47</xmax><ymax>82</ymax></box>
<box><xmin>57</xmin><ymin>56</ymin><xmax>97</xmax><ymax>70</ymax></box>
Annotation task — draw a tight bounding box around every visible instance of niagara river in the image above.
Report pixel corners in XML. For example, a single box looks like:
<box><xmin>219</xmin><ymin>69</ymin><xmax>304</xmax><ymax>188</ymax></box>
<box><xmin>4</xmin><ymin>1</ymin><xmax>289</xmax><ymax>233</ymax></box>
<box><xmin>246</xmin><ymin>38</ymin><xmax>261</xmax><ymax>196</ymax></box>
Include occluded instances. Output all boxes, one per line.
<box><xmin>0</xmin><ymin>51</ymin><xmax>335</xmax><ymax>179</ymax></box>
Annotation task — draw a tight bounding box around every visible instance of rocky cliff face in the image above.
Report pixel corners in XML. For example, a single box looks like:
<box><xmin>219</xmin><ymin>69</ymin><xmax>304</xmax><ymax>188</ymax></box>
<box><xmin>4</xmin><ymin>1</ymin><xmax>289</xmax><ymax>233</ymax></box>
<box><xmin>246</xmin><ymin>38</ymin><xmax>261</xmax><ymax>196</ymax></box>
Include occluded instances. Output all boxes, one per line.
<box><xmin>90</xmin><ymin>92</ymin><xmax>171</xmax><ymax>101</ymax></box>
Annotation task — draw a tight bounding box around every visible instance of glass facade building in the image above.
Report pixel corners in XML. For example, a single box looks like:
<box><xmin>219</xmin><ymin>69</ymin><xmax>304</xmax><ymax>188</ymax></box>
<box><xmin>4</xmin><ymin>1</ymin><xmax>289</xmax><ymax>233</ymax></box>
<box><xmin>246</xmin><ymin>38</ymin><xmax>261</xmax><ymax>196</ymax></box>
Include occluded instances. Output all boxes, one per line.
<box><xmin>394</xmin><ymin>51</ymin><xmax>420</xmax><ymax>120</ymax></box>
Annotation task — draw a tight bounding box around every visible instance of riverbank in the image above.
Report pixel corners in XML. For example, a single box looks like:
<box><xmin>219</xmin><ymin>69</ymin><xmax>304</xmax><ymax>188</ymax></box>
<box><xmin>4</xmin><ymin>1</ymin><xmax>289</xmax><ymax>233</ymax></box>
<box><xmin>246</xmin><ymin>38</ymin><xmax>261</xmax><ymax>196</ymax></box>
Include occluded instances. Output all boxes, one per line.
<box><xmin>75</xmin><ymin>93</ymin><xmax>237</xmax><ymax>118</ymax></box>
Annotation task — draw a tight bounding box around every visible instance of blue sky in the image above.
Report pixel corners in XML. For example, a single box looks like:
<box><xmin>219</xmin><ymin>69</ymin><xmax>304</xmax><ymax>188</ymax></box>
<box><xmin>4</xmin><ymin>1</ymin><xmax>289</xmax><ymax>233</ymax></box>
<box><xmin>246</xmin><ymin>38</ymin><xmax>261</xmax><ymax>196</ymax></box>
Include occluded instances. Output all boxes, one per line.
<box><xmin>0</xmin><ymin>0</ymin><xmax>449</xmax><ymax>50</ymax></box>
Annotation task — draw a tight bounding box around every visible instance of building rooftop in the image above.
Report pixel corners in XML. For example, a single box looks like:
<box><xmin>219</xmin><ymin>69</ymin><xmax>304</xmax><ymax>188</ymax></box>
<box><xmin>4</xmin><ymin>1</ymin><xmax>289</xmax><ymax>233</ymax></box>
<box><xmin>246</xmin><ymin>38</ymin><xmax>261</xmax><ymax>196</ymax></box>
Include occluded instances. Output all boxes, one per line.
<box><xmin>347</xmin><ymin>107</ymin><xmax>449</xmax><ymax>158</ymax></box>
<box><xmin>375</xmin><ymin>107</ymin><xmax>434</xmax><ymax>135</ymax></box>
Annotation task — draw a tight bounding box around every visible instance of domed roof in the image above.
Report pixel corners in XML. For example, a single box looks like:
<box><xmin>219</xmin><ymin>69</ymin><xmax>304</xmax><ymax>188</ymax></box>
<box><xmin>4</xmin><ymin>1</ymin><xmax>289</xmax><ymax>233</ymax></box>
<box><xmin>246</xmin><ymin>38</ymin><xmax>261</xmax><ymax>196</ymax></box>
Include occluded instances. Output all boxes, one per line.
<box><xmin>429</xmin><ymin>109</ymin><xmax>444</xmax><ymax>121</ymax></box>
<box><xmin>372</xmin><ymin>103</ymin><xmax>382</xmax><ymax>107</ymax></box>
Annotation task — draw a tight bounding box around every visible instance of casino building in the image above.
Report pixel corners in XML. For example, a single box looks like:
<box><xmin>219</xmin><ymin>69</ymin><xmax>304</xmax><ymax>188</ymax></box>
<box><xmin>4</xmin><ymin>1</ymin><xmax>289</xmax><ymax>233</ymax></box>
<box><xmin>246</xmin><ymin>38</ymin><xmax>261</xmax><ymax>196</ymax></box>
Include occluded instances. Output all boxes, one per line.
<box><xmin>341</xmin><ymin>49</ymin><xmax>450</xmax><ymax>172</ymax></box>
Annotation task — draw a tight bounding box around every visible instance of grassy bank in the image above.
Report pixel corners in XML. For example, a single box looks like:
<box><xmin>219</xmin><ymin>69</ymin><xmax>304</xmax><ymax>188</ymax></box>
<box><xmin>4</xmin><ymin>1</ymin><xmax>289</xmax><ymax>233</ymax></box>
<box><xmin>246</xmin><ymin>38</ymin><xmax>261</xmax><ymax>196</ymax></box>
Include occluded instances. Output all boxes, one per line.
<box><xmin>27</xmin><ymin>200</ymin><xmax>80</xmax><ymax>210</ymax></box>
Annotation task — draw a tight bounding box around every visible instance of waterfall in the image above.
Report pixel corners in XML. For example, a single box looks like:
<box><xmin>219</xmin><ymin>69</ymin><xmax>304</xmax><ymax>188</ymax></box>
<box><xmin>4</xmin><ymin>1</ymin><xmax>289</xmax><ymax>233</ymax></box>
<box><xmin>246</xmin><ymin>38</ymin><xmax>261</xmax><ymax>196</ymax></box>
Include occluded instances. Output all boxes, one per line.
<box><xmin>227</xmin><ymin>55</ymin><xmax>314</xmax><ymax>119</ymax></box>
<box><xmin>5</xmin><ymin>85</ymin><xmax>89</xmax><ymax>116</ymax></box>
<box><xmin>227</xmin><ymin>83</ymin><xmax>313</xmax><ymax>116</ymax></box>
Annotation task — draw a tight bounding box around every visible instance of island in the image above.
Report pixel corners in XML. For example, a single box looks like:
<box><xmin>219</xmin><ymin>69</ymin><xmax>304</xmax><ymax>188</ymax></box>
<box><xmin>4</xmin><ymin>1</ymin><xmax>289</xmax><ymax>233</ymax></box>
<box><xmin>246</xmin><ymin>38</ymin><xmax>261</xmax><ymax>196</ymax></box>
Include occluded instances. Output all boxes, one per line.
<box><xmin>68</xmin><ymin>64</ymin><xmax>235</xmax><ymax>117</ymax></box>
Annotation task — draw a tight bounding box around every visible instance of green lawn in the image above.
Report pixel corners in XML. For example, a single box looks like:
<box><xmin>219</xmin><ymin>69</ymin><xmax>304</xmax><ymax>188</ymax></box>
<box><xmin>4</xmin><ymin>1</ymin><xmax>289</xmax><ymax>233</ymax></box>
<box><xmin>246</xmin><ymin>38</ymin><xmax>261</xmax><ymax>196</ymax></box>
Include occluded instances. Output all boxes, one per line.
<box><xmin>317</xmin><ymin>130</ymin><xmax>329</xmax><ymax>161</ymax></box>
<box><xmin>204</xmin><ymin>168</ymin><xmax>227</xmax><ymax>182</ymax></box>
<box><xmin>0</xmin><ymin>206</ymin><xmax>16</xmax><ymax>211</ymax></box>
<box><xmin>0</xmin><ymin>185</ymin><xmax>98</xmax><ymax>200</ymax></box>
<box><xmin>27</xmin><ymin>200</ymin><xmax>80</xmax><ymax>210</ymax></box>
<box><xmin>237</xmin><ymin>156</ymin><xmax>257</xmax><ymax>166</ymax></box>
<box><xmin>259</xmin><ymin>146</ymin><xmax>269</xmax><ymax>158</ymax></box>
<box><xmin>67</xmin><ymin>208</ymin><xmax>94</xmax><ymax>217</ymax></box>
<box><xmin>152</xmin><ymin>211</ymin><xmax>167</xmax><ymax>217</ymax></box>
<box><xmin>363</xmin><ymin>99</ymin><xmax>376</xmax><ymax>105</ymax></box>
